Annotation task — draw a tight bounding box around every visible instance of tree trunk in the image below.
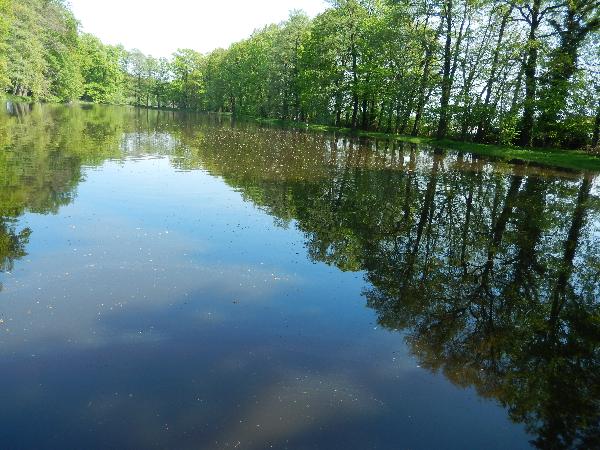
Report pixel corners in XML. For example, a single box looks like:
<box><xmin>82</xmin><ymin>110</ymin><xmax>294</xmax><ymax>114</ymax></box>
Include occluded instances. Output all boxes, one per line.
<box><xmin>412</xmin><ymin>15</ymin><xmax>442</xmax><ymax>136</ymax></box>
<box><xmin>351</xmin><ymin>36</ymin><xmax>359</xmax><ymax>130</ymax></box>
<box><xmin>475</xmin><ymin>4</ymin><xmax>513</xmax><ymax>141</ymax></box>
<box><xmin>537</xmin><ymin>3</ymin><xmax>599</xmax><ymax>145</ymax></box>
<box><xmin>437</xmin><ymin>0</ymin><xmax>454</xmax><ymax>139</ymax></box>
<box><xmin>592</xmin><ymin>99</ymin><xmax>600</xmax><ymax>147</ymax></box>
<box><xmin>518</xmin><ymin>0</ymin><xmax>541</xmax><ymax>147</ymax></box>
<box><xmin>361</xmin><ymin>96</ymin><xmax>369</xmax><ymax>129</ymax></box>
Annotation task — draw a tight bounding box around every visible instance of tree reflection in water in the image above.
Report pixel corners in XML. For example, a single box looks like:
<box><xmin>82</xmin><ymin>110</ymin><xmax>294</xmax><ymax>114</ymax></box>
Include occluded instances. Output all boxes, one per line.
<box><xmin>185</xmin><ymin>127</ymin><xmax>600</xmax><ymax>450</ymax></box>
<box><xmin>1</xmin><ymin>103</ymin><xmax>598</xmax><ymax>449</ymax></box>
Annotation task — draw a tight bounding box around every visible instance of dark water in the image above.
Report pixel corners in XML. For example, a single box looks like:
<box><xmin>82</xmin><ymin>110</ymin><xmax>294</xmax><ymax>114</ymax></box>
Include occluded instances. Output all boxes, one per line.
<box><xmin>1</xmin><ymin>103</ymin><xmax>599</xmax><ymax>450</ymax></box>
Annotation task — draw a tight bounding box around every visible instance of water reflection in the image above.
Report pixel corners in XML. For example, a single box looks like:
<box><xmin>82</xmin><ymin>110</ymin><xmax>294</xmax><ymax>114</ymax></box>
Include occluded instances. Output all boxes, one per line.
<box><xmin>177</xmin><ymin>122</ymin><xmax>600</xmax><ymax>448</ymax></box>
<box><xmin>1</xmin><ymin>103</ymin><xmax>599</xmax><ymax>449</ymax></box>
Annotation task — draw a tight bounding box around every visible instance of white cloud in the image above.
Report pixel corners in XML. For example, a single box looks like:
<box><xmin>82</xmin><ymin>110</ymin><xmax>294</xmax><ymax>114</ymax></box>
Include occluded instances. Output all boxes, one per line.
<box><xmin>68</xmin><ymin>0</ymin><xmax>329</xmax><ymax>57</ymax></box>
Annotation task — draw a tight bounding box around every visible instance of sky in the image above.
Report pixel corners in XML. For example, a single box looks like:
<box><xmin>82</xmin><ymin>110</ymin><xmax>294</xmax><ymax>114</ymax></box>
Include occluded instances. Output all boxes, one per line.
<box><xmin>68</xmin><ymin>0</ymin><xmax>329</xmax><ymax>58</ymax></box>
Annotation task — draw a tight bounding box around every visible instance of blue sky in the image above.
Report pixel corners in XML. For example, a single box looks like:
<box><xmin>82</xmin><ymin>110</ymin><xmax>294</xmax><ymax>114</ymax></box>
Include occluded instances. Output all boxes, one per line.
<box><xmin>68</xmin><ymin>0</ymin><xmax>328</xmax><ymax>57</ymax></box>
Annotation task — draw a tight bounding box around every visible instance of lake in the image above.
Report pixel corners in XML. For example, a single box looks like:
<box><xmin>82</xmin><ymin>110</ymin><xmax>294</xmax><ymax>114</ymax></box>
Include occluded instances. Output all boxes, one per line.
<box><xmin>1</xmin><ymin>103</ymin><xmax>599</xmax><ymax>449</ymax></box>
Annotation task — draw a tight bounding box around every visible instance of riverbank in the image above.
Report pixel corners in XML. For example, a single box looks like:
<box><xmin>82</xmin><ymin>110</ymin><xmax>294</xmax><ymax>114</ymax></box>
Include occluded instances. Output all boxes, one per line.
<box><xmin>255</xmin><ymin>117</ymin><xmax>600</xmax><ymax>172</ymax></box>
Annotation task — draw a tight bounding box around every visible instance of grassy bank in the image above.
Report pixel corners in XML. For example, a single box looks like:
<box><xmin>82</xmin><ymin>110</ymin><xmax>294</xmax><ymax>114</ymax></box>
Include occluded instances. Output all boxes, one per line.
<box><xmin>255</xmin><ymin>117</ymin><xmax>600</xmax><ymax>172</ymax></box>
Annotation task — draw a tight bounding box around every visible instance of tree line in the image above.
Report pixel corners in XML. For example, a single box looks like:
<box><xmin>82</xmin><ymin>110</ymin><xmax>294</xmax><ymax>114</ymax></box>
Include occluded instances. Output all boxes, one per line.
<box><xmin>1</xmin><ymin>0</ymin><xmax>599</xmax><ymax>149</ymax></box>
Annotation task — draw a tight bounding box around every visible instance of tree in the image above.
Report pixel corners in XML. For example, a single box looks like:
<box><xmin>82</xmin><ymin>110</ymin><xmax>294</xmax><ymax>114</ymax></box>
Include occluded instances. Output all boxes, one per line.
<box><xmin>79</xmin><ymin>34</ymin><xmax>125</xmax><ymax>103</ymax></box>
<box><xmin>0</xmin><ymin>0</ymin><xmax>12</xmax><ymax>89</ymax></box>
<box><xmin>171</xmin><ymin>49</ymin><xmax>204</xmax><ymax>110</ymax></box>
<box><xmin>5</xmin><ymin>0</ymin><xmax>48</xmax><ymax>98</ymax></box>
<box><xmin>537</xmin><ymin>0</ymin><xmax>600</xmax><ymax>145</ymax></box>
<box><xmin>43</xmin><ymin>2</ymin><xmax>83</xmax><ymax>101</ymax></box>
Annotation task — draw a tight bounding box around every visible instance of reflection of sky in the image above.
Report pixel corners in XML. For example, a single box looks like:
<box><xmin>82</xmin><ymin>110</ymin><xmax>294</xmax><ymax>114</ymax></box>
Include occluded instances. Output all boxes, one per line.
<box><xmin>0</xmin><ymin>157</ymin><xmax>530</xmax><ymax>449</ymax></box>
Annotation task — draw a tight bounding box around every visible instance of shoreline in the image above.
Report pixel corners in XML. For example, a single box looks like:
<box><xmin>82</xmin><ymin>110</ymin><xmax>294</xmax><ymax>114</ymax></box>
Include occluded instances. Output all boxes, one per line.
<box><xmin>3</xmin><ymin>96</ymin><xmax>599</xmax><ymax>172</ymax></box>
<box><xmin>253</xmin><ymin>117</ymin><xmax>600</xmax><ymax>173</ymax></box>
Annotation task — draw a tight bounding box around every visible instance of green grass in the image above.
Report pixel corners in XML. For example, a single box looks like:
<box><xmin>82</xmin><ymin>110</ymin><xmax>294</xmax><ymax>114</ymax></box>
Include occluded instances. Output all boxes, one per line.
<box><xmin>254</xmin><ymin>117</ymin><xmax>600</xmax><ymax>172</ymax></box>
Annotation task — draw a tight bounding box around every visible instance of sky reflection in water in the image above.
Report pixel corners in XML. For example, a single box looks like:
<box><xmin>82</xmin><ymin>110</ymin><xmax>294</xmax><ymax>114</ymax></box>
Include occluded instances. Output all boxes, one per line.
<box><xmin>1</xmin><ymin>103</ymin><xmax>599</xmax><ymax>449</ymax></box>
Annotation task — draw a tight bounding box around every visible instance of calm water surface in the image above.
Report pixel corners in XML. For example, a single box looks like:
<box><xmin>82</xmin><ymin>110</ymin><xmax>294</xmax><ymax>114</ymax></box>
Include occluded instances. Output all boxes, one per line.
<box><xmin>1</xmin><ymin>103</ymin><xmax>599</xmax><ymax>449</ymax></box>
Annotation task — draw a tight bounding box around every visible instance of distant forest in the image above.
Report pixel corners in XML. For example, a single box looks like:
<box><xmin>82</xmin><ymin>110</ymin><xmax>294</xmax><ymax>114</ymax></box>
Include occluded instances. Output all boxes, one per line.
<box><xmin>0</xmin><ymin>0</ymin><xmax>599</xmax><ymax>149</ymax></box>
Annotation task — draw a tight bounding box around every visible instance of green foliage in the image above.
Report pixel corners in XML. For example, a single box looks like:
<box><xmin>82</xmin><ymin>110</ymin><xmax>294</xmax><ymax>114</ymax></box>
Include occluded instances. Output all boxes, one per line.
<box><xmin>43</xmin><ymin>6</ymin><xmax>83</xmax><ymax>101</ymax></box>
<box><xmin>0</xmin><ymin>0</ymin><xmax>11</xmax><ymax>88</ymax></box>
<box><xmin>79</xmin><ymin>34</ymin><xmax>125</xmax><ymax>104</ymax></box>
<box><xmin>497</xmin><ymin>114</ymin><xmax>520</xmax><ymax>146</ymax></box>
<box><xmin>1</xmin><ymin>0</ymin><xmax>599</xmax><ymax>150</ymax></box>
<box><xmin>171</xmin><ymin>49</ymin><xmax>204</xmax><ymax>110</ymax></box>
<box><xmin>2</xmin><ymin>0</ymin><xmax>83</xmax><ymax>101</ymax></box>
<box><xmin>5</xmin><ymin>0</ymin><xmax>48</xmax><ymax>99</ymax></box>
